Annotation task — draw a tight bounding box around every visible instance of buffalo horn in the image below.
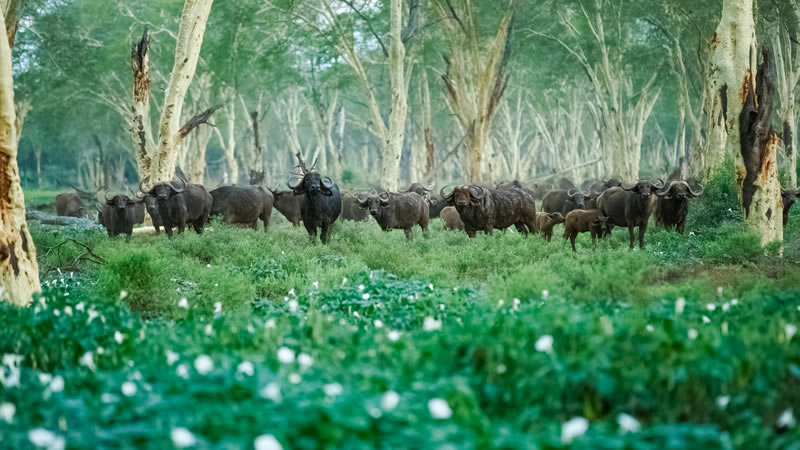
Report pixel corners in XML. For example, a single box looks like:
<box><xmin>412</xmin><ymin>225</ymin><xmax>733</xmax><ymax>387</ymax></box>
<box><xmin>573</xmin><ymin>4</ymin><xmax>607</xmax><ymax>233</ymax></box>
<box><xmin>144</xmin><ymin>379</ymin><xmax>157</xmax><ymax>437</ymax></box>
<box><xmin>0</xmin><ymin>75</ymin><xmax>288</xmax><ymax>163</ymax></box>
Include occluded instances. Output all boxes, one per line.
<box><xmin>686</xmin><ymin>181</ymin><xmax>704</xmax><ymax>198</ymax></box>
<box><xmin>470</xmin><ymin>185</ymin><xmax>485</xmax><ymax>200</ymax></box>
<box><xmin>170</xmin><ymin>177</ymin><xmax>186</xmax><ymax>193</ymax></box>
<box><xmin>287</xmin><ymin>175</ymin><xmax>303</xmax><ymax>190</ymax></box>
<box><xmin>321</xmin><ymin>176</ymin><xmax>334</xmax><ymax>189</ymax></box>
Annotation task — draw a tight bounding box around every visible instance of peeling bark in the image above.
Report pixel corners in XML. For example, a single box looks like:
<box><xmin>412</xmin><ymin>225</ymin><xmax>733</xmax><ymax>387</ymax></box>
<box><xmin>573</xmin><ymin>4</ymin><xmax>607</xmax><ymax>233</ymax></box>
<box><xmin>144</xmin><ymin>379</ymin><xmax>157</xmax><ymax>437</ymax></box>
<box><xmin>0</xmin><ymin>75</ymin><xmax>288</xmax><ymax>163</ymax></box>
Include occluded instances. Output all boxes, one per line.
<box><xmin>737</xmin><ymin>49</ymin><xmax>783</xmax><ymax>246</ymax></box>
<box><xmin>0</xmin><ymin>7</ymin><xmax>39</xmax><ymax>305</ymax></box>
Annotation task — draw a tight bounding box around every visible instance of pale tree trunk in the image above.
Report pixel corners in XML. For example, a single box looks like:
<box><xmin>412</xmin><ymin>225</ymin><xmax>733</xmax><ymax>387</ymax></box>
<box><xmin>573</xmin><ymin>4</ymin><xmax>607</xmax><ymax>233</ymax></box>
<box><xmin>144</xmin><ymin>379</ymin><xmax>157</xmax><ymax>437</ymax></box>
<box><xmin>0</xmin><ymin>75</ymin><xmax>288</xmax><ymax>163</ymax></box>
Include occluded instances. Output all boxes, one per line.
<box><xmin>0</xmin><ymin>1</ymin><xmax>39</xmax><ymax>305</ymax></box>
<box><xmin>381</xmin><ymin>0</ymin><xmax>408</xmax><ymax>192</ymax></box>
<box><xmin>434</xmin><ymin>0</ymin><xmax>513</xmax><ymax>183</ymax></box>
<box><xmin>772</xmin><ymin>17</ymin><xmax>800</xmax><ymax>188</ymax></box>
<box><xmin>738</xmin><ymin>49</ymin><xmax>783</xmax><ymax>247</ymax></box>
<box><xmin>33</xmin><ymin>145</ymin><xmax>41</xmax><ymax>187</ymax></box>
<box><xmin>213</xmin><ymin>89</ymin><xmax>239</xmax><ymax>184</ymax></box>
<box><xmin>668</xmin><ymin>39</ymin><xmax>708</xmax><ymax>179</ymax></box>
<box><xmin>335</xmin><ymin>105</ymin><xmax>345</xmax><ymax>177</ymax></box>
<box><xmin>531</xmin><ymin>89</ymin><xmax>588</xmax><ymax>181</ymax></box>
<box><xmin>307</xmin><ymin>91</ymin><xmax>338</xmax><ymax>179</ymax></box>
<box><xmin>420</xmin><ymin>68</ymin><xmax>435</xmax><ymax>181</ymax></box>
<box><xmin>496</xmin><ymin>90</ymin><xmax>534</xmax><ymax>180</ymax></box>
<box><xmin>131</xmin><ymin>0</ymin><xmax>216</xmax><ymax>186</ymax></box>
<box><xmin>281</xmin><ymin>90</ymin><xmax>306</xmax><ymax>162</ymax></box>
<box><xmin>693</xmin><ymin>0</ymin><xmax>757</xmax><ymax>181</ymax></box>
<box><xmin>179</xmin><ymin>72</ymin><xmax>214</xmax><ymax>184</ymax></box>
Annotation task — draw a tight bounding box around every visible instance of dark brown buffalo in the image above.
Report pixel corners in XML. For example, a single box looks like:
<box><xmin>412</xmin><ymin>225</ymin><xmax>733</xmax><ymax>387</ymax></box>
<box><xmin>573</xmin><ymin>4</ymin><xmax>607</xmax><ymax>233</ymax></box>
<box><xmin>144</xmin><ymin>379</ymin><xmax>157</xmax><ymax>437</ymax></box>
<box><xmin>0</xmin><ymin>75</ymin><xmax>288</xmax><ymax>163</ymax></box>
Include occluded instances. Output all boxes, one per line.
<box><xmin>536</xmin><ymin>212</ymin><xmax>565</xmax><ymax>241</ymax></box>
<box><xmin>287</xmin><ymin>159</ymin><xmax>341</xmax><ymax>244</ymax></box>
<box><xmin>654</xmin><ymin>180</ymin><xmax>703</xmax><ymax>233</ymax></box>
<box><xmin>531</xmin><ymin>183</ymin><xmax>549</xmax><ymax>200</ymax></box>
<box><xmin>440</xmin><ymin>206</ymin><xmax>464</xmax><ymax>230</ymax></box>
<box><xmin>249</xmin><ymin>170</ymin><xmax>266</xmax><ymax>186</ymax></box>
<box><xmin>541</xmin><ymin>188</ymin><xmax>591</xmax><ymax>215</ymax></box>
<box><xmin>440</xmin><ymin>184</ymin><xmax>537</xmax><ymax>238</ymax></box>
<box><xmin>100</xmin><ymin>194</ymin><xmax>139</xmax><ymax>240</ymax></box>
<box><xmin>597</xmin><ymin>179</ymin><xmax>664</xmax><ymax>249</ymax></box>
<box><xmin>357</xmin><ymin>191</ymin><xmax>429</xmax><ymax>240</ymax></box>
<box><xmin>399</xmin><ymin>182</ymin><xmax>434</xmax><ymax>201</ymax></box>
<box><xmin>271</xmin><ymin>190</ymin><xmax>303</xmax><ymax>226</ymax></box>
<box><xmin>557</xmin><ymin>177</ymin><xmax>576</xmax><ymax>190</ymax></box>
<box><xmin>782</xmin><ymin>189</ymin><xmax>799</xmax><ymax>226</ymax></box>
<box><xmin>428</xmin><ymin>194</ymin><xmax>449</xmax><ymax>218</ymax></box>
<box><xmin>141</xmin><ymin>178</ymin><xmax>212</xmax><ymax>238</ymax></box>
<box><xmin>563</xmin><ymin>209</ymin><xmax>613</xmax><ymax>252</ymax></box>
<box><xmin>55</xmin><ymin>193</ymin><xmax>85</xmax><ymax>217</ymax></box>
<box><xmin>341</xmin><ymin>193</ymin><xmax>370</xmax><ymax>221</ymax></box>
<box><xmin>210</xmin><ymin>185</ymin><xmax>274</xmax><ymax>231</ymax></box>
<box><xmin>141</xmin><ymin>194</ymin><xmax>163</xmax><ymax>234</ymax></box>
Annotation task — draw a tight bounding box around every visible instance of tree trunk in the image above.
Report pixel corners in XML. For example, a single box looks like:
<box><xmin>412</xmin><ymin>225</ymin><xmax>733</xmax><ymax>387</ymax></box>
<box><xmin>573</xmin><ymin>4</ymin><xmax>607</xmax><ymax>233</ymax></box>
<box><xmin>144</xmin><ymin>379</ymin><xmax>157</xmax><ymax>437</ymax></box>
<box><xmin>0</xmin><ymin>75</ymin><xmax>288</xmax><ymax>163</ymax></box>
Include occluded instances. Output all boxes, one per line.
<box><xmin>381</xmin><ymin>0</ymin><xmax>408</xmax><ymax>192</ymax></box>
<box><xmin>421</xmin><ymin>69</ymin><xmax>435</xmax><ymax>181</ymax></box>
<box><xmin>694</xmin><ymin>0</ymin><xmax>756</xmax><ymax>181</ymax></box>
<box><xmin>132</xmin><ymin>0</ymin><xmax>215</xmax><ymax>187</ymax></box>
<box><xmin>773</xmin><ymin>21</ymin><xmax>800</xmax><ymax>188</ymax></box>
<box><xmin>33</xmin><ymin>145</ymin><xmax>41</xmax><ymax>187</ymax></box>
<box><xmin>738</xmin><ymin>49</ymin><xmax>783</xmax><ymax>247</ymax></box>
<box><xmin>0</xmin><ymin>5</ymin><xmax>39</xmax><ymax>305</ymax></box>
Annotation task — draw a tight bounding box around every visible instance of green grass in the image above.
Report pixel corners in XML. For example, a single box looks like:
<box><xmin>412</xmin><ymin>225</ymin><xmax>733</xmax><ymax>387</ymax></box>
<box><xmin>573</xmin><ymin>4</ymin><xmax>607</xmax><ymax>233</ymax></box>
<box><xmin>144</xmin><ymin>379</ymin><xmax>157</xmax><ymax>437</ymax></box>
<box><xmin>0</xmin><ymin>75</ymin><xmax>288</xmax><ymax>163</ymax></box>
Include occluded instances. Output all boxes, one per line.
<box><xmin>1</xmin><ymin>187</ymin><xmax>799</xmax><ymax>448</ymax></box>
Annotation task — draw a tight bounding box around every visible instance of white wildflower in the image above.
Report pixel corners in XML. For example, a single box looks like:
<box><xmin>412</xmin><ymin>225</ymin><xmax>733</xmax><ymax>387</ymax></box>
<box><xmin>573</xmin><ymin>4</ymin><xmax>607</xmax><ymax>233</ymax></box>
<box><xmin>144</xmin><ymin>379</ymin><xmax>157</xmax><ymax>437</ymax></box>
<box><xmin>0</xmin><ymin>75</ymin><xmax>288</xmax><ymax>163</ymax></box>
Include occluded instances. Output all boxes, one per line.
<box><xmin>688</xmin><ymin>329</ymin><xmax>698</xmax><ymax>340</ymax></box>
<box><xmin>288</xmin><ymin>288</ymin><xmax>296</xmax><ymax>297</ymax></box>
<box><xmin>193</xmin><ymin>355</ymin><xmax>214</xmax><ymax>375</ymax></box>
<box><xmin>428</xmin><ymin>398</ymin><xmax>452</xmax><ymax>419</ymax></box>
<box><xmin>440</xmin><ymin>304</ymin><xmax>446</xmax><ymax>311</ymax></box>
<box><xmin>297</xmin><ymin>353</ymin><xmax>314</xmax><ymax>368</ymax></box>
<box><xmin>288</xmin><ymin>299</ymin><xmax>298</xmax><ymax>313</ymax></box>
<box><xmin>38</xmin><ymin>373</ymin><xmax>52</xmax><ymax>385</ymax></box>
<box><xmin>617</xmin><ymin>413</ymin><xmax>641</xmax><ymax>433</ymax></box>
<box><xmin>87</xmin><ymin>309</ymin><xmax>99</xmax><ymax>324</ymax></box>
<box><xmin>119</xmin><ymin>290</ymin><xmax>128</xmax><ymax>299</ymax></box>
<box><xmin>170</xmin><ymin>427</ymin><xmax>196</xmax><ymax>448</ymax></box>
<box><xmin>49</xmin><ymin>376</ymin><xmax>64</xmax><ymax>393</ymax></box>
<box><xmin>121</xmin><ymin>381</ymin><xmax>137</xmax><ymax>397</ymax></box>
<box><xmin>423</xmin><ymin>316</ymin><xmax>442</xmax><ymax>331</ymax></box>
<box><xmin>646</xmin><ymin>324</ymin><xmax>654</xmax><ymax>333</ymax></box>
<box><xmin>79</xmin><ymin>352</ymin><xmax>95</xmax><ymax>371</ymax></box>
<box><xmin>28</xmin><ymin>428</ymin><xmax>64</xmax><ymax>450</ymax></box>
<box><xmin>387</xmin><ymin>330</ymin><xmax>401</xmax><ymax>341</ymax></box>
<box><xmin>166</xmin><ymin>350</ymin><xmax>180</xmax><ymax>366</ymax></box>
<box><xmin>381</xmin><ymin>391</ymin><xmax>400</xmax><ymax>411</ymax></box>
<box><xmin>75</xmin><ymin>302</ymin><xmax>85</xmax><ymax>312</ymax></box>
<box><xmin>535</xmin><ymin>335</ymin><xmax>554</xmax><ymax>353</ymax></box>
<box><xmin>254</xmin><ymin>434</ymin><xmax>283</xmax><ymax>450</ymax></box>
<box><xmin>214</xmin><ymin>302</ymin><xmax>222</xmax><ymax>314</ymax></box>
<box><xmin>0</xmin><ymin>402</ymin><xmax>15</xmax><ymax>423</ymax></box>
<box><xmin>731</xmin><ymin>298</ymin><xmax>738</xmax><ymax>305</ymax></box>
<box><xmin>204</xmin><ymin>324</ymin><xmax>213</xmax><ymax>336</ymax></box>
<box><xmin>362</xmin><ymin>293</ymin><xmax>370</xmax><ymax>300</ymax></box>
<box><xmin>717</xmin><ymin>396</ymin><xmax>730</xmax><ymax>409</ymax></box>
<box><xmin>277</xmin><ymin>347</ymin><xmax>295</xmax><ymax>364</ymax></box>
<box><xmin>706</xmin><ymin>303</ymin><xmax>716</xmax><ymax>311</ymax></box>
<box><xmin>237</xmin><ymin>361</ymin><xmax>255</xmax><ymax>377</ymax></box>
<box><xmin>373</xmin><ymin>319</ymin><xmax>384</xmax><ymax>329</ymax></box>
<box><xmin>288</xmin><ymin>373</ymin><xmax>301</xmax><ymax>384</ymax></box>
<box><xmin>716</xmin><ymin>286</ymin><xmax>723</xmax><ymax>296</ymax></box>
<box><xmin>428</xmin><ymin>283</ymin><xmax>434</xmax><ymax>291</ymax></box>
<box><xmin>323</xmin><ymin>383</ymin><xmax>343</xmax><ymax>397</ymax></box>
<box><xmin>260</xmin><ymin>382</ymin><xmax>282</xmax><ymax>402</ymax></box>
<box><xmin>542</xmin><ymin>289</ymin><xmax>549</xmax><ymax>300</ymax></box>
<box><xmin>265</xmin><ymin>318</ymin><xmax>276</xmax><ymax>328</ymax></box>
<box><xmin>358</xmin><ymin>284</ymin><xmax>365</xmax><ymax>292</ymax></box>
<box><xmin>176</xmin><ymin>364</ymin><xmax>189</xmax><ymax>379</ymax></box>
<box><xmin>178</xmin><ymin>298</ymin><xmax>189</xmax><ymax>309</ymax></box>
<box><xmin>675</xmin><ymin>297</ymin><xmax>686</xmax><ymax>315</ymax></box>
<box><xmin>778</xmin><ymin>409</ymin><xmax>796</xmax><ymax>428</ymax></box>
<box><xmin>63</xmin><ymin>306</ymin><xmax>72</xmax><ymax>316</ymax></box>
<box><xmin>722</xmin><ymin>303</ymin><xmax>730</xmax><ymax>312</ymax></box>
<box><xmin>786</xmin><ymin>324</ymin><xmax>798</xmax><ymax>341</ymax></box>
<box><xmin>114</xmin><ymin>331</ymin><xmax>124</xmax><ymax>344</ymax></box>
<box><xmin>341</xmin><ymin>277</ymin><xmax>348</xmax><ymax>285</ymax></box>
<box><xmin>702</xmin><ymin>315</ymin><xmax>711</xmax><ymax>324</ymax></box>
<box><xmin>561</xmin><ymin>417</ymin><xmax>589</xmax><ymax>443</ymax></box>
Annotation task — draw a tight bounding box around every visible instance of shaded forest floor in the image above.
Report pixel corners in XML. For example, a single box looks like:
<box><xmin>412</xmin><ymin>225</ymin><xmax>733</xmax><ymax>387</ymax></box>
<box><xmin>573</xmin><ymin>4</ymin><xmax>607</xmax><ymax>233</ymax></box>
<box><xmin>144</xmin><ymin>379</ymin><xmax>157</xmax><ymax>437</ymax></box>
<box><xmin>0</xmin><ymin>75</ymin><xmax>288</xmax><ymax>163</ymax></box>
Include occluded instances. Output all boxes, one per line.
<box><xmin>1</xmin><ymin>188</ymin><xmax>799</xmax><ymax>448</ymax></box>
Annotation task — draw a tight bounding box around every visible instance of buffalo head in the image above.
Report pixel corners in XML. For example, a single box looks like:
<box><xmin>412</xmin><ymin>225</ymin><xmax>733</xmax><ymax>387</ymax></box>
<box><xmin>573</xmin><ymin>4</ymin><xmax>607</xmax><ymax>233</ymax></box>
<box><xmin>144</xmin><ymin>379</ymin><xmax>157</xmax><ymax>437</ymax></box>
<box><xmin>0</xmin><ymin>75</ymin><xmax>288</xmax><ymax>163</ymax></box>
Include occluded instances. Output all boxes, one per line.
<box><xmin>591</xmin><ymin>215</ymin><xmax>613</xmax><ymax>234</ymax></box>
<box><xmin>288</xmin><ymin>172</ymin><xmax>334</xmax><ymax>197</ymax></box>
<box><xmin>622</xmin><ymin>179</ymin><xmax>664</xmax><ymax>200</ymax></box>
<box><xmin>567</xmin><ymin>188</ymin><xmax>591</xmax><ymax>209</ymax></box>
<box><xmin>141</xmin><ymin>177</ymin><xmax>186</xmax><ymax>203</ymax></box>
<box><xmin>548</xmin><ymin>211</ymin><xmax>566</xmax><ymax>224</ymax></box>
<box><xmin>656</xmin><ymin>180</ymin><xmax>704</xmax><ymax>200</ymax></box>
<box><xmin>357</xmin><ymin>192</ymin><xmax>391</xmax><ymax>216</ymax></box>
<box><xmin>105</xmin><ymin>193</ymin><xmax>137</xmax><ymax>215</ymax></box>
<box><xmin>442</xmin><ymin>185</ymin><xmax>483</xmax><ymax>208</ymax></box>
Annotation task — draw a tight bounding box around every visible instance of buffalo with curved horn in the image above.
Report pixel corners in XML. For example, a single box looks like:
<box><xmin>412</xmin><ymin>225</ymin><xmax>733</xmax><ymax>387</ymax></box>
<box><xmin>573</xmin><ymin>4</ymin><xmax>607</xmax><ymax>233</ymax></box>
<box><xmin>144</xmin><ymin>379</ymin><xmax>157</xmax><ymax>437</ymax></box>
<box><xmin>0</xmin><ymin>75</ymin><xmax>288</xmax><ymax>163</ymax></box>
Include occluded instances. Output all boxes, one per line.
<box><xmin>287</xmin><ymin>152</ymin><xmax>341</xmax><ymax>244</ymax></box>
<box><xmin>541</xmin><ymin>188</ymin><xmax>591</xmax><ymax>216</ymax></box>
<box><xmin>654</xmin><ymin>180</ymin><xmax>703</xmax><ymax>233</ymax></box>
<box><xmin>597</xmin><ymin>179</ymin><xmax>665</xmax><ymax>249</ymax></box>
<box><xmin>357</xmin><ymin>190</ymin><xmax>429</xmax><ymax>240</ymax></box>
<box><xmin>139</xmin><ymin>176</ymin><xmax>212</xmax><ymax>239</ymax></box>
<box><xmin>441</xmin><ymin>183</ymin><xmax>537</xmax><ymax>238</ymax></box>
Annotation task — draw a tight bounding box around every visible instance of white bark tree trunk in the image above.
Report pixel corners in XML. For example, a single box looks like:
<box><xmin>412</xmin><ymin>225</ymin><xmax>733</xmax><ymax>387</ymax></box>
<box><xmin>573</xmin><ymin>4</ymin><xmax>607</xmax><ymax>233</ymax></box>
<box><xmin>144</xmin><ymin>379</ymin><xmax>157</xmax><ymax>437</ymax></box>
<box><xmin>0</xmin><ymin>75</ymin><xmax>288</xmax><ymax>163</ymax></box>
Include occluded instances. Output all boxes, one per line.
<box><xmin>772</xmin><ymin>19</ymin><xmax>800</xmax><ymax>188</ymax></box>
<box><xmin>132</xmin><ymin>0</ymin><xmax>215</xmax><ymax>186</ymax></box>
<box><xmin>0</xmin><ymin>3</ymin><xmax>39</xmax><ymax>305</ymax></box>
<box><xmin>213</xmin><ymin>90</ymin><xmax>239</xmax><ymax>184</ymax></box>
<box><xmin>694</xmin><ymin>0</ymin><xmax>756</xmax><ymax>180</ymax></box>
<box><xmin>382</xmin><ymin>0</ymin><xmax>408</xmax><ymax>192</ymax></box>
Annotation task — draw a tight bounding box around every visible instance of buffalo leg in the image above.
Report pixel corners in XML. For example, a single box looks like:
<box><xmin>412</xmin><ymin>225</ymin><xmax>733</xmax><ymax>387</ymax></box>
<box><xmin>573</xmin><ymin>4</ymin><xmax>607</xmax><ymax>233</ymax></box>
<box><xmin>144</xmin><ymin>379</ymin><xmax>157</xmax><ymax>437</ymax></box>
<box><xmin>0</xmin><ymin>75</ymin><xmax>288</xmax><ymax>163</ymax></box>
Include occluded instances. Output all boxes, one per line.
<box><xmin>590</xmin><ymin>230</ymin><xmax>597</xmax><ymax>247</ymax></box>
<box><xmin>404</xmin><ymin>229</ymin><xmax>413</xmax><ymax>241</ymax></box>
<box><xmin>321</xmin><ymin>223</ymin><xmax>330</xmax><ymax>244</ymax></box>
<box><xmin>261</xmin><ymin>212</ymin><xmax>270</xmax><ymax>232</ymax></box>
<box><xmin>638</xmin><ymin>223</ymin><xmax>647</xmax><ymax>249</ymax></box>
<box><xmin>193</xmin><ymin>221</ymin><xmax>204</xmax><ymax>234</ymax></box>
<box><xmin>420</xmin><ymin>223</ymin><xmax>429</xmax><ymax>239</ymax></box>
<box><xmin>676</xmin><ymin>220</ymin><xmax>685</xmax><ymax>234</ymax></box>
<box><xmin>164</xmin><ymin>224</ymin><xmax>173</xmax><ymax>239</ymax></box>
<box><xmin>465</xmin><ymin>227</ymin><xmax>476</xmax><ymax>238</ymax></box>
<box><xmin>628</xmin><ymin>225</ymin><xmax>635</xmax><ymax>249</ymax></box>
<box><xmin>569</xmin><ymin>233</ymin><xmax>577</xmax><ymax>252</ymax></box>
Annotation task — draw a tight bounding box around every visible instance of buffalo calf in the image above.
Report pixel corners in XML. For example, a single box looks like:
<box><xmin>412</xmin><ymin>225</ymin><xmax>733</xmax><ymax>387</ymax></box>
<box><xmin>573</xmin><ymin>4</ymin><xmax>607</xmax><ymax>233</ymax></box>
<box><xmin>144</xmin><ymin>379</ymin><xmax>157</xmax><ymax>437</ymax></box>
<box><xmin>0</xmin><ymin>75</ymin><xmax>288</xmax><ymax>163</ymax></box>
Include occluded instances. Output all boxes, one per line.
<box><xmin>563</xmin><ymin>209</ymin><xmax>612</xmax><ymax>252</ymax></box>
<box><xmin>536</xmin><ymin>212</ymin><xmax>565</xmax><ymax>241</ymax></box>
<box><xmin>440</xmin><ymin>206</ymin><xmax>464</xmax><ymax>230</ymax></box>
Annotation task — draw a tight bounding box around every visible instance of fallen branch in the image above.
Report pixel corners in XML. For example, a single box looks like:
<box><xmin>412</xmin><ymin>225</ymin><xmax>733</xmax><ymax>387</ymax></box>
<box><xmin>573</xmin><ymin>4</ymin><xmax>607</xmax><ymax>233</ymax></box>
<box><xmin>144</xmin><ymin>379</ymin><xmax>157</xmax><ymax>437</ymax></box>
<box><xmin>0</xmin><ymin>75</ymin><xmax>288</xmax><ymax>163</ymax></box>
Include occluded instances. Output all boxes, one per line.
<box><xmin>38</xmin><ymin>239</ymin><xmax>105</xmax><ymax>276</ymax></box>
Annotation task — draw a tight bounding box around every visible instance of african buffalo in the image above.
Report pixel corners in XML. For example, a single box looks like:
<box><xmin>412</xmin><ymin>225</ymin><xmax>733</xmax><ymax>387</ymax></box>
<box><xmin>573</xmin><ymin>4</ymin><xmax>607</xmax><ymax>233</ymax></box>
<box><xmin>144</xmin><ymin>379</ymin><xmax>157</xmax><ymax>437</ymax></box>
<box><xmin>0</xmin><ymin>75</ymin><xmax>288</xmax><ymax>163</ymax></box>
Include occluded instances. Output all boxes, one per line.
<box><xmin>440</xmin><ymin>184</ymin><xmax>537</xmax><ymax>238</ymax></box>
<box><xmin>55</xmin><ymin>193</ymin><xmax>85</xmax><ymax>218</ymax></box>
<box><xmin>141</xmin><ymin>178</ymin><xmax>212</xmax><ymax>238</ymax></box>
<box><xmin>210</xmin><ymin>185</ymin><xmax>274</xmax><ymax>231</ymax></box>
<box><xmin>271</xmin><ymin>190</ymin><xmax>303</xmax><ymax>226</ymax></box>
<box><xmin>141</xmin><ymin>194</ymin><xmax>163</xmax><ymax>234</ymax></box>
<box><xmin>597</xmin><ymin>179</ymin><xmax>665</xmax><ymax>249</ymax></box>
<box><xmin>440</xmin><ymin>206</ymin><xmax>464</xmax><ymax>230</ymax></box>
<box><xmin>341</xmin><ymin>193</ymin><xmax>370</xmax><ymax>221</ymax></box>
<box><xmin>428</xmin><ymin>194</ymin><xmax>449</xmax><ymax>218</ymax></box>
<box><xmin>654</xmin><ymin>180</ymin><xmax>703</xmax><ymax>233</ymax></box>
<box><xmin>536</xmin><ymin>211</ymin><xmax>565</xmax><ymax>241</ymax></box>
<box><xmin>287</xmin><ymin>154</ymin><xmax>341</xmax><ymax>244</ymax></box>
<box><xmin>399</xmin><ymin>182</ymin><xmax>434</xmax><ymax>201</ymax></box>
<box><xmin>357</xmin><ymin>191</ymin><xmax>429</xmax><ymax>240</ymax></box>
<box><xmin>541</xmin><ymin>188</ymin><xmax>591</xmax><ymax>216</ymax></box>
<box><xmin>563</xmin><ymin>209</ymin><xmax>613</xmax><ymax>252</ymax></box>
<box><xmin>100</xmin><ymin>194</ymin><xmax>139</xmax><ymax>240</ymax></box>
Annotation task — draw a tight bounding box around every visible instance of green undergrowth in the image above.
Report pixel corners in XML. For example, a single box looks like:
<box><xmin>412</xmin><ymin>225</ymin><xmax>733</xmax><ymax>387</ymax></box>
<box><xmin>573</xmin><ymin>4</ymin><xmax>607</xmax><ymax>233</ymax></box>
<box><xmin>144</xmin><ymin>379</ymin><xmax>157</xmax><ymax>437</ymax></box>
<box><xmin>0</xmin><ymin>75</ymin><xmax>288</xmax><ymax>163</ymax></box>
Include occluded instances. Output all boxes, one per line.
<box><xmin>5</xmin><ymin>186</ymin><xmax>800</xmax><ymax>448</ymax></box>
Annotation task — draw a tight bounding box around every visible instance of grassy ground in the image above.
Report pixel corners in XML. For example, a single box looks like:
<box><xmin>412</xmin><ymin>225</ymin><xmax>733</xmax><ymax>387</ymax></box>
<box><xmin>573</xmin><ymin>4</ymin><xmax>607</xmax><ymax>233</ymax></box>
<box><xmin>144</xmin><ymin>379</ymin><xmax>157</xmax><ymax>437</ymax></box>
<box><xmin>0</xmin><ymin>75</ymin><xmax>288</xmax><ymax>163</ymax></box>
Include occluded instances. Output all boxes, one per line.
<box><xmin>1</xmin><ymin>187</ymin><xmax>799</xmax><ymax>448</ymax></box>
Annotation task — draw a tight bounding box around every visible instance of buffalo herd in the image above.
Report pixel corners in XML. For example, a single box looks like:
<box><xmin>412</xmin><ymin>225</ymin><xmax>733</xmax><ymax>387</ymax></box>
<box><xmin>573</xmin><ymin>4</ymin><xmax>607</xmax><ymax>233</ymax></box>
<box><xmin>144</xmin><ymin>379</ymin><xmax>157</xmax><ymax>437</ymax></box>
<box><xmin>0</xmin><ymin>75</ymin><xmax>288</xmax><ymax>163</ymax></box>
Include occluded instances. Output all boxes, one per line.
<box><xmin>55</xmin><ymin>165</ymin><xmax>800</xmax><ymax>251</ymax></box>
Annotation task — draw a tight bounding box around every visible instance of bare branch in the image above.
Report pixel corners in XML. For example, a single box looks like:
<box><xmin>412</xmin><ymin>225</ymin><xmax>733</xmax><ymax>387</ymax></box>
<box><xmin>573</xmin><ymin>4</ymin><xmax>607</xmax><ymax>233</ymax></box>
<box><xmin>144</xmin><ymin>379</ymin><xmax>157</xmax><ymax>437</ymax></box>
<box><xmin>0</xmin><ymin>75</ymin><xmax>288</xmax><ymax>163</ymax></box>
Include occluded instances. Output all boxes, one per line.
<box><xmin>339</xmin><ymin>0</ymin><xmax>389</xmax><ymax>58</ymax></box>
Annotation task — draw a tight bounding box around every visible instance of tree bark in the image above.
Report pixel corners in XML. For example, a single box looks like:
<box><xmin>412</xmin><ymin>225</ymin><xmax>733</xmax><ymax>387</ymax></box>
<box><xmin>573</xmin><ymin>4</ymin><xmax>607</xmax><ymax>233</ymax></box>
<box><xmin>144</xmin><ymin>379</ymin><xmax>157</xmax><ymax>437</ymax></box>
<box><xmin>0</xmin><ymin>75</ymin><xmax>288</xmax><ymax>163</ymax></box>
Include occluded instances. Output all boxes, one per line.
<box><xmin>381</xmin><ymin>0</ymin><xmax>408</xmax><ymax>192</ymax></box>
<box><xmin>420</xmin><ymin>68</ymin><xmax>435</xmax><ymax>181</ymax></box>
<box><xmin>0</xmin><ymin>6</ymin><xmax>39</xmax><ymax>305</ymax></box>
<box><xmin>693</xmin><ymin>0</ymin><xmax>756</xmax><ymax>181</ymax></box>
<box><xmin>738</xmin><ymin>49</ymin><xmax>783</xmax><ymax>247</ymax></box>
<box><xmin>772</xmin><ymin>19</ymin><xmax>800</xmax><ymax>188</ymax></box>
